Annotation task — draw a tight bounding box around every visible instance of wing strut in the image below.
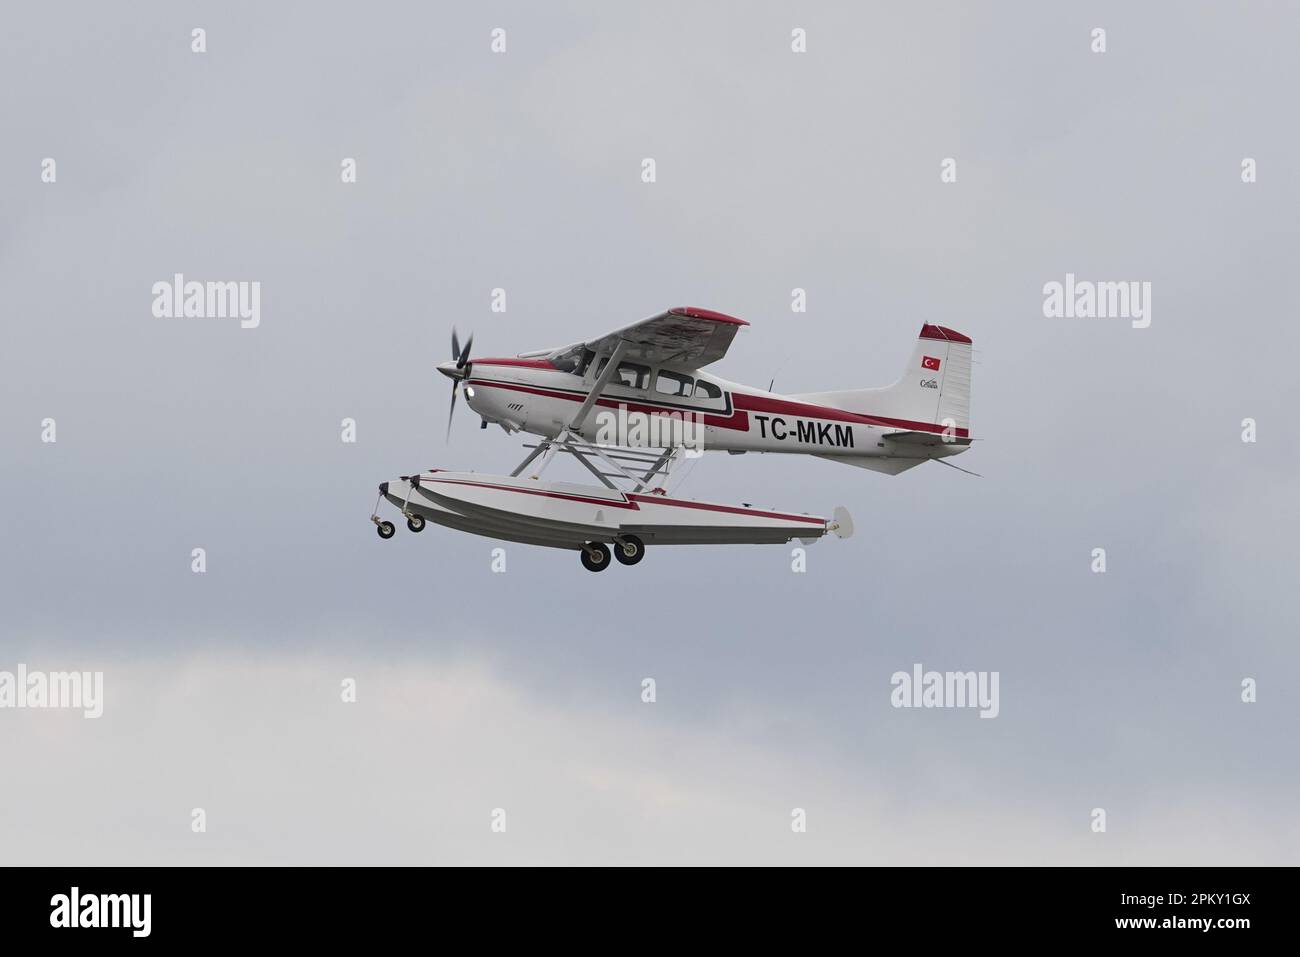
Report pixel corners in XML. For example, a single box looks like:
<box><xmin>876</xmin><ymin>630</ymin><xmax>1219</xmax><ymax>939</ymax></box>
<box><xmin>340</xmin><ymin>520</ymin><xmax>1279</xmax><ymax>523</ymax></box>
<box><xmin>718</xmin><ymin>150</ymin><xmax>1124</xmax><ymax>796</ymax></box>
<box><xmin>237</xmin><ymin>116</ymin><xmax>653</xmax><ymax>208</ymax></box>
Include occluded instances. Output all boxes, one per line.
<box><xmin>507</xmin><ymin>339</ymin><xmax>691</xmax><ymax>492</ymax></box>
<box><xmin>523</xmin><ymin>339</ymin><xmax>628</xmax><ymax>479</ymax></box>
<box><xmin>568</xmin><ymin>339</ymin><xmax>628</xmax><ymax>433</ymax></box>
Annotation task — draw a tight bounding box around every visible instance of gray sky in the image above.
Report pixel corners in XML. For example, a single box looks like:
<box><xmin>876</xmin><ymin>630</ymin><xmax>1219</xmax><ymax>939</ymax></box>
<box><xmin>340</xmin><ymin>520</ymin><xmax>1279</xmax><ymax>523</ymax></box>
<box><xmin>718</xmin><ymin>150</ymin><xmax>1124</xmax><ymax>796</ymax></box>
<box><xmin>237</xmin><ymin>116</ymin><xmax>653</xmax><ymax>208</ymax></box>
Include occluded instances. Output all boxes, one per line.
<box><xmin>2</xmin><ymin>1</ymin><xmax>1298</xmax><ymax>864</ymax></box>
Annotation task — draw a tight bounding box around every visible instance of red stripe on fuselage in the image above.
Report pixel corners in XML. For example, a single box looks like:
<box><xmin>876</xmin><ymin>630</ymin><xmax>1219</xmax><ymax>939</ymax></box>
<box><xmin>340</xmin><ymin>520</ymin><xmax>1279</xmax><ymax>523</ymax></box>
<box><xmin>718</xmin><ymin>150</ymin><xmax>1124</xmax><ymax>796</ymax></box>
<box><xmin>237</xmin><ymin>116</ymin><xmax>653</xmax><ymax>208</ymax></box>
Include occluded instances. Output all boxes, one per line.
<box><xmin>470</xmin><ymin>358</ymin><xmax>558</xmax><ymax>370</ymax></box>
<box><xmin>467</xmin><ymin>379</ymin><xmax>749</xmax><ymax>429</ymax></box>
<box><xmin>467</xmin><ymin>378</ymin><xmax>968</xmax><ymax>438</ymax></box>
<box><xmin>731</xmin><ymin>393</ymin><xmax>968</xmax><ymax>437</ymax></box>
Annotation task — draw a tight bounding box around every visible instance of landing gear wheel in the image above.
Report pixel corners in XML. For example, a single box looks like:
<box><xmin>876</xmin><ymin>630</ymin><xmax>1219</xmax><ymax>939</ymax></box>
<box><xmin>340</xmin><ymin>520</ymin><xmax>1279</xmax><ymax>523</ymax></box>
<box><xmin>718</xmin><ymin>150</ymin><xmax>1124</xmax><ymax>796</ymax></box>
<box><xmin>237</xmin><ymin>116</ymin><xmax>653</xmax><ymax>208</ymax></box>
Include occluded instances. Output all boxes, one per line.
<box><xmin>406</xmin><ymin>515</ymin><xmax>426</xmax><ymax>533</ymax></box>
<box><xmin>614</xmin><ymin>534</ymin><xmax>645</xmax><ymax>566</ymax></box>
<box><xmin>580</xmin><ymin>542</ymin><xmax>611</xmax><ymax>572</ymax></box>
<box><xmin>376</xmin><ymin>520</ymin><xmax>396</xmax><ymax>540</ymax></box>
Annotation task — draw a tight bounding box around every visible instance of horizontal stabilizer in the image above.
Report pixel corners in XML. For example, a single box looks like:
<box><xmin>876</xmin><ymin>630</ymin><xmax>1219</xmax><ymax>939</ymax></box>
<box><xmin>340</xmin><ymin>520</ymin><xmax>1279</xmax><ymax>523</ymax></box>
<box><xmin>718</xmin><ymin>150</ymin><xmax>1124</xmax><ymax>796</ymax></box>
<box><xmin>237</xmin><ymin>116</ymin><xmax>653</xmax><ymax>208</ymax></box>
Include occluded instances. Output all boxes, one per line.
<box><xmin>882</xmin><ymin>430</ymin><xmax>973</xmax><ymax>448</ymax></box>
<box><xmin>884</xmin><ymin>430</ymin><xmax>944</xmax><ymax>447</ymax></box>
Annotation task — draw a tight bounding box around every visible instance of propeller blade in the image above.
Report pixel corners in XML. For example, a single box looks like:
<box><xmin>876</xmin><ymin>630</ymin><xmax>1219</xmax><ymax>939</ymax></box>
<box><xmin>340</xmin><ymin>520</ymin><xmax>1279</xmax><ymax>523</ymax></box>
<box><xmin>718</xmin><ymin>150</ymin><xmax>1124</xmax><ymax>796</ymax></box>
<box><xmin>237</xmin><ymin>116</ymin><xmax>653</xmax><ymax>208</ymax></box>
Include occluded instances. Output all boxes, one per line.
<box><xmin>446</xmin><ymin>326</ymin><xmax>473</xmax><ymax>441</ymax></box>
<box><xmin>446</xmin><ymin>380</ymin><xmax>460</xmax><ymax>442</ymax></box>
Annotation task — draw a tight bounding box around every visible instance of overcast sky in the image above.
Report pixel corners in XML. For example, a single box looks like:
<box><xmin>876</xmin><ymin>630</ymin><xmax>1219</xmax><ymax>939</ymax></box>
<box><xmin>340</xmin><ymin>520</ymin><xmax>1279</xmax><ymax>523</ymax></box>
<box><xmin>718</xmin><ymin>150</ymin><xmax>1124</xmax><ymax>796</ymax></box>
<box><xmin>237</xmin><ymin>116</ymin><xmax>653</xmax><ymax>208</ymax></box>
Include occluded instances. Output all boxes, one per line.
<box><xmin>2</xmin><ymin>1</ymin><xmax>1298</xmax><ymax>864</ymax></box>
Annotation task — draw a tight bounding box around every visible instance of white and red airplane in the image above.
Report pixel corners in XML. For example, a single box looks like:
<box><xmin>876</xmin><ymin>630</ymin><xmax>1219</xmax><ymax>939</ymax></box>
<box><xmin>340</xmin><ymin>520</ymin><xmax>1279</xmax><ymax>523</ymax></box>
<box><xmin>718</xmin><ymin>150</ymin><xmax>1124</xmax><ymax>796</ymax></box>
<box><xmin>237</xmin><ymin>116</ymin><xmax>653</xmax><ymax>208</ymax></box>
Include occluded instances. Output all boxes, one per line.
<box><xmin>372</xmin><ymin>307</ymin><xmax>974</xmax><ymax>571</ymax></box>
<box><xmin>439</xmin><ymin>307</ymin><xmax>972</xmax><ymax>472</ymax></box>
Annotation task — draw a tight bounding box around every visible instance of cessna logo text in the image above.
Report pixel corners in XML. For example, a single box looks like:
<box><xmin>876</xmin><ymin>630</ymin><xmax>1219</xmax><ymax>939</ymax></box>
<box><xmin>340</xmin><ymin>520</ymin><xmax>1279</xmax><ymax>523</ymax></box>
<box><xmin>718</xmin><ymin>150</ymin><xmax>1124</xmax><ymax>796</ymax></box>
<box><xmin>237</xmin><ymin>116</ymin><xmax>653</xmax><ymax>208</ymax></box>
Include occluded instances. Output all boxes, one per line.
<box><xmin>753</xmin><ymin>415</ymin><xmax>854</xmax><ymax>448</ymax></box>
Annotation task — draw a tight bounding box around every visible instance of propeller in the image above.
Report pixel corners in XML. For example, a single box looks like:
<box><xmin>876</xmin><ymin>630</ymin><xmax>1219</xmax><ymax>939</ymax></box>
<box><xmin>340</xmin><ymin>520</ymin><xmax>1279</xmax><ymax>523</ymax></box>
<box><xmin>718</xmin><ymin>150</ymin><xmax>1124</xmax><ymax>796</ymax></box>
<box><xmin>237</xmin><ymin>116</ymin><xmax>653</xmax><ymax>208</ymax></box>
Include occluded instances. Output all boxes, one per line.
<box><xmin>451</xmin><ymin>328</ymin><xmax>473</xmax><ymax>369</ymax></box>
<box><xmin>444</xmin><ymin>328</ymin><xmax>474</xmax><ymax>441</ymax></box>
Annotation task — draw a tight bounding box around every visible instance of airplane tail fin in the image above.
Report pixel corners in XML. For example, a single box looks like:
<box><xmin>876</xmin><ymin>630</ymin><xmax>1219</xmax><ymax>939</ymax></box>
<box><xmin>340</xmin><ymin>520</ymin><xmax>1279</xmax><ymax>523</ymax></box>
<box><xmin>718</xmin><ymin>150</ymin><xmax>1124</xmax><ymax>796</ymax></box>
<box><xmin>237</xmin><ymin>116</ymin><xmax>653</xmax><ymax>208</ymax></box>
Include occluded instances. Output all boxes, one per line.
<box><xmin>791</xmin><ymin>324</ymin><xmax>972</xmax><ymax>436</ymax></box>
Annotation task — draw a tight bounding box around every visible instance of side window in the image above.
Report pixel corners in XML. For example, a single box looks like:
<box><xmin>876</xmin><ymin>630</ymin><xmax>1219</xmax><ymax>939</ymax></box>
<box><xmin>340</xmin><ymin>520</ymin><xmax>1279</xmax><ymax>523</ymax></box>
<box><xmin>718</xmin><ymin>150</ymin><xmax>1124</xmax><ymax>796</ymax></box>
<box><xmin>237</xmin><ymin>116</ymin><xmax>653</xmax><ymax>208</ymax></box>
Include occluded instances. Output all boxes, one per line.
<box><xmin>655</xmin><ymin>370</ymin><xmax>694</xmax><ymax>397</ymax></box>
<box><xmin>693</xmin><ymin>380</ymin><xmax>722</xmax><ymax>400</ymax></box>
<box><xmin>618</xmin><ymin>362</ymin><xmax>649</xmax><ymax>389</ymax></box>
<box><xmin>597</xmin><ymin>358</ymin><xmax>649</xmax><ymax>390</ymax></box>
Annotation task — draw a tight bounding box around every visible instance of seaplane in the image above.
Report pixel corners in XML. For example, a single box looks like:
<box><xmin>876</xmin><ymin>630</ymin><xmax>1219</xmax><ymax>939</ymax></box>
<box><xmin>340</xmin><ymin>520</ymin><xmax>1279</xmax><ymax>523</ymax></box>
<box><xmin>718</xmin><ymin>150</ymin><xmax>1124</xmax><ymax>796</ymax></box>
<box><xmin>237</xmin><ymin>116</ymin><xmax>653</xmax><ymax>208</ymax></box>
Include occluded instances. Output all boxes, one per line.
<box><xmin>370</xmin><ymin>307</ymin><xmax>974</xmax><ymax>571</ymax></box>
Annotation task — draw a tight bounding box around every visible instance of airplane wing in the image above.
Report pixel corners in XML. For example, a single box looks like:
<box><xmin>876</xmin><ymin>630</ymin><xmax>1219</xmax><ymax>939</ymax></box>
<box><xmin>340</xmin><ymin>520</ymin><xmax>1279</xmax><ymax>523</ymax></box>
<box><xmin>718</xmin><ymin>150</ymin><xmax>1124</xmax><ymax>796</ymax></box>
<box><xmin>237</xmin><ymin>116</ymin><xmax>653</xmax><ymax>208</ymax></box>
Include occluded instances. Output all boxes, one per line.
<box><xmin>584</xmin><ymin>307</ymin><xmax>749</xmax><ymax>369</ymax></box>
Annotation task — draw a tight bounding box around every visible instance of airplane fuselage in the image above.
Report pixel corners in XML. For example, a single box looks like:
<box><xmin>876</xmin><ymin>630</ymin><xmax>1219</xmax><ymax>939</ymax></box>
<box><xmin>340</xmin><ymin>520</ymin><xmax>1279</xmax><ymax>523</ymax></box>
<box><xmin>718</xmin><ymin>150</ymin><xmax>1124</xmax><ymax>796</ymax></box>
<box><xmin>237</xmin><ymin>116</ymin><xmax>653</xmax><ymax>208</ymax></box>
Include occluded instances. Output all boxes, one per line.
<box><xmin>461</xmin><ymin>357</ymin><xmax>969</xmax><ymax>464</ymax></box>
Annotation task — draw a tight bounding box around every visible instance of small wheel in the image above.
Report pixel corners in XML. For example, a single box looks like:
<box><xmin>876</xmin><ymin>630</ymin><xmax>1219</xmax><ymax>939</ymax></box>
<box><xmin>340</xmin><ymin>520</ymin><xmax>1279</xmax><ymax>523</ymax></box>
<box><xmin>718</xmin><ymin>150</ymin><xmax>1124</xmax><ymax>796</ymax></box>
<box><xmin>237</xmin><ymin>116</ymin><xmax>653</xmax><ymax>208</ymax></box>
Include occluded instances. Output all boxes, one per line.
<box><xmin>406</xmin><ymin>515</ymin><xmax>426</xmax><ymax>533</ymax></box>
<box><xmin>376</xmin><ymin>520</ymin><xmax>396</xmax><ymax>540</ymax></box>
<box><xmin>614</xmin><ymin>534</ymin><xmax>645</xmax><ymax>566</ymax></box>
<box><xmin>580</xmin><ymin>542</ymin><xmax>611</xmax><ymax>572</ymax></box>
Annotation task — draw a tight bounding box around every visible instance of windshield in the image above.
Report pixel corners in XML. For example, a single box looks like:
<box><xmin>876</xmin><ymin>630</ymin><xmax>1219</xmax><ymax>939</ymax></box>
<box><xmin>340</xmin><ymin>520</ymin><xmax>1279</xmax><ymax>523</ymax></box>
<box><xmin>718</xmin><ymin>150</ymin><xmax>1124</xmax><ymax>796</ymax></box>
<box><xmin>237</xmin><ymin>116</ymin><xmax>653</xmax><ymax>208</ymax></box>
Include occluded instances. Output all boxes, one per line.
<box><xmin>549</xmin><ymin>344</ymin><xmax>593</xmax><ymax>375</ymax></box>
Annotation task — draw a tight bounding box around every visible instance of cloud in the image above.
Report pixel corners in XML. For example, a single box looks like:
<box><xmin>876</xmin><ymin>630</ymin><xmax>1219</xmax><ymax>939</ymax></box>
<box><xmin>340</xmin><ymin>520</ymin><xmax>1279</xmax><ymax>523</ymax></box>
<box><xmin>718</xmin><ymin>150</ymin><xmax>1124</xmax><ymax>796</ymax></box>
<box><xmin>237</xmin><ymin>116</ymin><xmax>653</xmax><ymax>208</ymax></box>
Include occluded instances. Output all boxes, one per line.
<box><xmin>1</xmin><ymin>652</ymin><xmax>1292</xmax><ymax>865</ymax></box>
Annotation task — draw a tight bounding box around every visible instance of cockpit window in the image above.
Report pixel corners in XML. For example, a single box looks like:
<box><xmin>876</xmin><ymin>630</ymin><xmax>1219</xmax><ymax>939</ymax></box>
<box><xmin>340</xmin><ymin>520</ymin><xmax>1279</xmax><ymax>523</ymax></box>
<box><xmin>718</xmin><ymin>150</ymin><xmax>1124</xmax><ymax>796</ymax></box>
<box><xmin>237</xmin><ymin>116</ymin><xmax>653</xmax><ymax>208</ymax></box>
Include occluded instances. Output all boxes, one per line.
<box><xmin>549</xmin><ymin>345</ymin><xmax>593</xmax><ymax>375</ymax></box>
<box><xmin>693</xmin><ymin>380</ymin><xmax>722</xmax><ymax>400</ymax></box>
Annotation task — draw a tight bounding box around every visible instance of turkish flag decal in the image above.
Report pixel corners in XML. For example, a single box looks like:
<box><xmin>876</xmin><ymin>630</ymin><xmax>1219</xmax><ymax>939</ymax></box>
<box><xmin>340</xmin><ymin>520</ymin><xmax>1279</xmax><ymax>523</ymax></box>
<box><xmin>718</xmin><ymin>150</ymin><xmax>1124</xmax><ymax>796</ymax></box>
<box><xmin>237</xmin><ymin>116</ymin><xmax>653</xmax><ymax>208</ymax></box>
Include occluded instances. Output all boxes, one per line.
<box><xmin>921</xmin><ymin>355</ymin><xmax>942</xmax><ymax>371</ymax></box>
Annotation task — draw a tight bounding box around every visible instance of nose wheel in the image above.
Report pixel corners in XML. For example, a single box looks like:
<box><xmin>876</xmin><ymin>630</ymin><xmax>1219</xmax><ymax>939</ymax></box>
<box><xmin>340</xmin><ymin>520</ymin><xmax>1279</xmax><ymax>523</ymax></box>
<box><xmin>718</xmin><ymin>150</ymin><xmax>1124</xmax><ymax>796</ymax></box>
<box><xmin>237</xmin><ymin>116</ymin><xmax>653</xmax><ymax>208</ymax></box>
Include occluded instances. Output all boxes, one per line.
<box><xmin>580</xmin><ymin>542</ymin><xmax>611</xmax><ymax>572</ymax></box>
<box><xmin>613</xmin><ymin>534</ymin><xmax>645</xmax><ymax>566</ymax></box>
